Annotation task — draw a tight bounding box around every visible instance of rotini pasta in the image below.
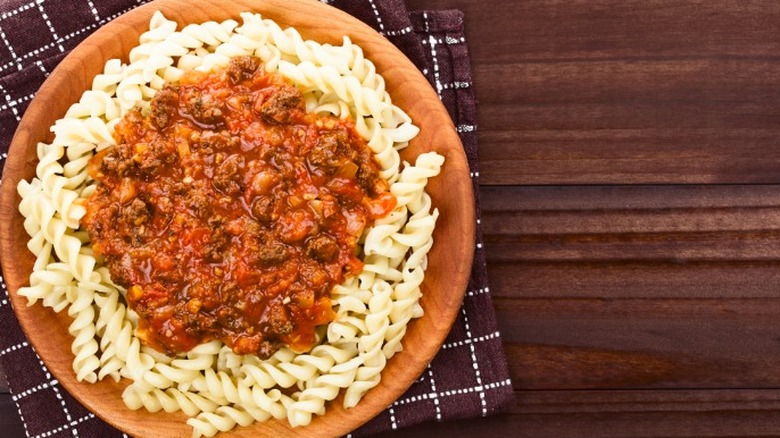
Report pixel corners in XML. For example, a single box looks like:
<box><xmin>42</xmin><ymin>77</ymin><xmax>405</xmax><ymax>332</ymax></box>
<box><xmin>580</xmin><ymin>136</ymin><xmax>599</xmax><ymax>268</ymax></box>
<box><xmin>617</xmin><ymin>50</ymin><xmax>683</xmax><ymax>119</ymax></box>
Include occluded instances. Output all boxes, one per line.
<box><xmin>16</xmin><ymin>11</ymin><xmax>444</xmax><ymax>437</ymax></box>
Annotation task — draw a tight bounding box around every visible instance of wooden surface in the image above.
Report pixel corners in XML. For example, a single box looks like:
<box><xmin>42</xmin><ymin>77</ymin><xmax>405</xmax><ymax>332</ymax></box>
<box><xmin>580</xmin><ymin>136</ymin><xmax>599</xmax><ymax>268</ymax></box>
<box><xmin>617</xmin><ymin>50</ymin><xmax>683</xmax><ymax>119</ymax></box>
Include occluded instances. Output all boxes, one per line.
<box><xmin>5</xmin><ymin>0</ymin><xmax>780</xmax><ymax>436</ymax></box>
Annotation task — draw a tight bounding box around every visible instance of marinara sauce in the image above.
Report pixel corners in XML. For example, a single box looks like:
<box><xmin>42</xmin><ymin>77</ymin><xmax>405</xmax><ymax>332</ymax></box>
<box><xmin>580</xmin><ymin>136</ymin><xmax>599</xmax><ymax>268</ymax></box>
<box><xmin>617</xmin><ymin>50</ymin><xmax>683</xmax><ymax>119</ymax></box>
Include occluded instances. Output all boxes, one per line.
<box><xmin>83</xmin><ymin>56</ymin><xmax>396</xmax><ymax>358</ymax></box>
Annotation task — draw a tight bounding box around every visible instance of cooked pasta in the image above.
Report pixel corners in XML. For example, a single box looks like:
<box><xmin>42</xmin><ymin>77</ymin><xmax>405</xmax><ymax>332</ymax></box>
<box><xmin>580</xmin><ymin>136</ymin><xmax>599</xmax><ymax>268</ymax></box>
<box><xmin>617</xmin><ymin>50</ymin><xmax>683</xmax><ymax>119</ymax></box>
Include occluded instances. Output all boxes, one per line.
<box><xmin>16</xmin><ymin>11</ymin><xmax>443</xmax><ymax>437</ymax></box>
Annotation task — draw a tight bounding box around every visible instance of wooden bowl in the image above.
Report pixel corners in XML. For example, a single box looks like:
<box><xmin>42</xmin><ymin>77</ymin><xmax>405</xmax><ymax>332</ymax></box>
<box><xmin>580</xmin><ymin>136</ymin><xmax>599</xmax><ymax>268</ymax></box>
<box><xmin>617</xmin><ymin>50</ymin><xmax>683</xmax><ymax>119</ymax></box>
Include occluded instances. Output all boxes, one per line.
<box><xmin>0</xmin><ymin>0</ymin><xmax>475</xmax><ymax>436</ymax></box>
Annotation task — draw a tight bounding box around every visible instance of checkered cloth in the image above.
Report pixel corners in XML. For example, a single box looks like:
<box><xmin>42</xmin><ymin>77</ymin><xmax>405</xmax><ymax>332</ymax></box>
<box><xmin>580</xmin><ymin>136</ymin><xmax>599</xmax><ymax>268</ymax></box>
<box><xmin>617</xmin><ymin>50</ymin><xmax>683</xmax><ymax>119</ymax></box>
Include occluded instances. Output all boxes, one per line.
<box><xmin>0</xmin><ymin>1</ymin><xmax>513</xmax><ymax>437</ymax></box>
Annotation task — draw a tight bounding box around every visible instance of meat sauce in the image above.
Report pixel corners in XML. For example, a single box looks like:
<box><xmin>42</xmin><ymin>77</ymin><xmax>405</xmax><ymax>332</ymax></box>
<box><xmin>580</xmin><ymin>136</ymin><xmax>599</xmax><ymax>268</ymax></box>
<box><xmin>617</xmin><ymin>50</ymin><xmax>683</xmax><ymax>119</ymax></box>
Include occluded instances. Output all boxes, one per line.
<box><xmin>83</xmin><ymin>56</ymin><xmax>396</xmax><ymax>358</ymax></box>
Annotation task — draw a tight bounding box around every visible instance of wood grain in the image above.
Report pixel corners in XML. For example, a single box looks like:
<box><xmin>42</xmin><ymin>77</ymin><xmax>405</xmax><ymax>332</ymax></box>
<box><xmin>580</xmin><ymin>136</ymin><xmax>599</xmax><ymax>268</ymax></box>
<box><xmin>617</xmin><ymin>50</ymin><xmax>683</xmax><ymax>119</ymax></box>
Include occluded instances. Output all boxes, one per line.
<box><xmin>0</xmin><ymin>0</ymin><xmax>473</xmax><ymax>437</ymax></box>
<box><xmin>374</xmin><ymin>390</ymin><xmax>780</xmax><ymax>438</ymax></box>
<box><xmin>478</xmin><ymin>185</ymin><xmax>780</xmax><ymax>390</ymax></box>
<box><xmin>501</xmin><ymin>298</ymin><xmax>780</xmax><ymax>389</ymax></box>
<box><xmin>410</xmin><ymin>0</ymin><xmax>780</xmax><ymax>185</ymax></box>
<box><xmin>482</xmin><ymin>185</ymin><xmax>780</xmax><ymax>262</ymax></box>
<box><xmin>481</xmin><ymin>185</ymin><xmax>780</xmax><ymax>292</ymax></box>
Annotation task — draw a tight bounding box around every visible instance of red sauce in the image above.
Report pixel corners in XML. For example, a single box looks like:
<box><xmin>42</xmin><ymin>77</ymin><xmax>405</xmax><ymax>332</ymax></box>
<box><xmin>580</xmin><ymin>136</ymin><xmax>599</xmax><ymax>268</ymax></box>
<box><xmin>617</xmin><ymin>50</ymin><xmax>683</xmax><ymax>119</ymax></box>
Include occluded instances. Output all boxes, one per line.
<box><xmin>83</xmin><ymin>56</ymin><xmax>396</xmax><ymax>358</ymax></box>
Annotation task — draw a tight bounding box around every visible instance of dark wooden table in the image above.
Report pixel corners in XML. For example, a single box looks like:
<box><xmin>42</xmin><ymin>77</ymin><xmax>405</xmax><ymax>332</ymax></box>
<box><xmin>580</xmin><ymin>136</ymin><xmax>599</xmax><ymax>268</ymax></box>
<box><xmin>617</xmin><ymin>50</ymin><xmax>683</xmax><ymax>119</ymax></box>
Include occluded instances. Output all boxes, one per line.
<box><xmin>6</xmin><ymin>0</ymin><xmax>780</xmax><ymax>436</ymax></box>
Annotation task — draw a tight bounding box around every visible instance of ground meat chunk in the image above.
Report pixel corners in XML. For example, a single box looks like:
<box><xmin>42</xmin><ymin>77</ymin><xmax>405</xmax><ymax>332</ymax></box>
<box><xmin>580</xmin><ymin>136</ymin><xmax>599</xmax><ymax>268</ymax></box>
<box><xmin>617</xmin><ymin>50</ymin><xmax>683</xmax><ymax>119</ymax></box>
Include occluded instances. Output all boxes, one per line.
<box><xmin>216</xmin><ymin>307</ymin><xmax>242</xmax><ymax>331</ymax></box>
<box><xmin>212</xmin><ymin>155</ymin><xmax>244</xmax><ymax>195</ymax></box>
<box><xmin>256</xmin><ymin>340</ymin><xmax>282</xmax><ymax>359</ymax></box>
<box><xmin>183</xmin><ymin>312</ymin><xmax>217</xmax><ymax>336</ymax></box>
<box><xmin>150</xmin><ymin>85</ymin><xmax>179</xmax><ymax>129</ymax></box>
<box><xmin>186</xmin><ymin>189</ymin><xmax>211</xmax><ymax>219</ymax></box>
<box><xmin>256</xmin><ymin>85</ymin><xmax>304</xmax><ymax>124</ymax></box>
<box><xmin>196</xmin><ymin>131</ymin><xmax>239</xmax><ymax>152</ymax></box>
<box><xmin>239</xmin><ymin>217</ymin><xmax>264</xmax><ymax>239</ymax></box>
<box><xmin>84</xmin><ymin>198</ymin><xmax>112</xmax><ymax>238</ymax></box>
<box><xmin>251</xmin><ymin>196</ymin><xmax>274</xmax><ymax>224</ymax></box>
<box><xmin>308</xmin><ymin>129</ymin><xmax>355</xmax><ymax>171</ymax></box>
<box><xmin>352</xmin><ymin>147</ymin><xmax>381</xmax><ymax>191</ymax></box>
<box><xmin>121</xmin><ymin>198</ymin><xmax>149</xmax><ymax>225</ymax></box>
<box><xmin>306</xmin><ymin>235</ymin><xmax>339</xmax><ymax>262</ymax></box>
<box><xmin>356</xmin><ymin>166</ymin><xmax>379</xmax><ymax>192</ymax></box>
<box><xmin>137</xmin><ymin>139</ymin><xmax>176</xmax><ymax>176</ymax></box>
<box><xmin>100</xmin><ymin>145</ymin><xmax>135</xmax><ymax>177</ymax></box>
<box><xmin>207</xmin><ymin>214</ymin><xmax>225</xmax><ymax>229</ymax></box>
<box><xmin>154</xmin><ymin>196</ymin><xmax>174</xmax><ymax>218</ymax></box>
<box><xmin>266</xmin><ymin>303</ymin><xmax>294</xmax><ymax>335</ymax></box>
<box><xmin>254</xmin><ymin>240</ymin><xmax>289</xmax><ymax>267</ymax></box>
<box><xmin>226</xmin><ymin>56</ymin><xmax>261</xmax><ymax>83</ymax></box>
<box><xmin>183</xmin><ymin>89</ymin><xmax>225</xmax><ymax>125</ymax></box>
<box><xmin>300</xmin><ymin>262</ymin><xmax>330</xmax><ymax>294</ymax></box>
<box><xmin>203</xmin><ymin>229</ymin><xmax>228</xmax><ymax>263</ymax></box>
<box><xmin>105</xmin><ymin>253</ymin><xmax>134</xmax><ymax>288</ymax></box>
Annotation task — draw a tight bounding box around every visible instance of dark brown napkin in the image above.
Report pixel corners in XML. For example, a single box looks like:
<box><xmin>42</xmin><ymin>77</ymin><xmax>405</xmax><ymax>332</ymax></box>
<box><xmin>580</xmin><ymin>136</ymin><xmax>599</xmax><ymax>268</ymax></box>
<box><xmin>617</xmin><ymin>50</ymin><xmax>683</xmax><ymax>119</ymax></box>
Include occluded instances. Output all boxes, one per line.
<box><xmin>0</xmin><ymin>1</ymin><xmax>513</xmax><ymax>436</ymax></box>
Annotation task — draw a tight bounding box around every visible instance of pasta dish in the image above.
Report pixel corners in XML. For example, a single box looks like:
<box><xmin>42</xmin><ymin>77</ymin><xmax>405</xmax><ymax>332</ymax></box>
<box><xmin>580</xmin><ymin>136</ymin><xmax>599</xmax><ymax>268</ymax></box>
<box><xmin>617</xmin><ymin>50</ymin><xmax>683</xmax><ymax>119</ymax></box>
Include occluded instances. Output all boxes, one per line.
<box><xmin>16</xmin><ymin>11</ymin><xmax>443</xmax><ymax>437</ymax></box>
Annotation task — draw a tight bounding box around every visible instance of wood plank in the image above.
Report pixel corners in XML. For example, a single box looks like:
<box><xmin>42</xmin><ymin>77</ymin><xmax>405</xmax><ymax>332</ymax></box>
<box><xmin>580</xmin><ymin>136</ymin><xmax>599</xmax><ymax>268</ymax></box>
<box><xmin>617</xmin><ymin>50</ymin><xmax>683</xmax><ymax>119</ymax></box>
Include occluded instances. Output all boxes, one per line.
<box><xmin>411</xmin><ymin>0</ymin><xmax>780</xmax><ymax>62</ymax></box>
<box><xmin>481</xmin><ymin>184</ymin><xmax>780</xmax><ymax>265</ymax></box>
<box><xmin>481</xmin><ymin>184</ymin><xmax>780</xmax><ymax>213</ymax></box>
<box><xmin>481</xmin><ymin>185</ymin><xmax>780</xmax><ymax>298</ymax></box>
<box><xmin>411</xmin><ymin>0</ymin><xmax>780</xmax><ymax>185</ymax></box>
<box><xmin>377</xmin><ymin>389</ymin><xmax>780</xmax><ymax>437</ymax></box>
<box><xmin>488</xmin><ymin>233</ymin><xmax>780</xmax><ymax>263</ymax></box>
<box><xmin>499</xmin><ymin>298</ymin><xmax>780</xmax><ymax>389</ymax></box>
<box><xmin>489</xmin><ymin>260</ymin><xmax>780</xmax><ymax>299</ymax></box>
<box><xmin>476</xmin><ymin>185</ymin><xmax>780</xmax><ymax>389</ymax></box>
<box><xmin>478</xmin><ymin>127</ymin><xmax>780</xmax><ymax>185</ymax></box>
